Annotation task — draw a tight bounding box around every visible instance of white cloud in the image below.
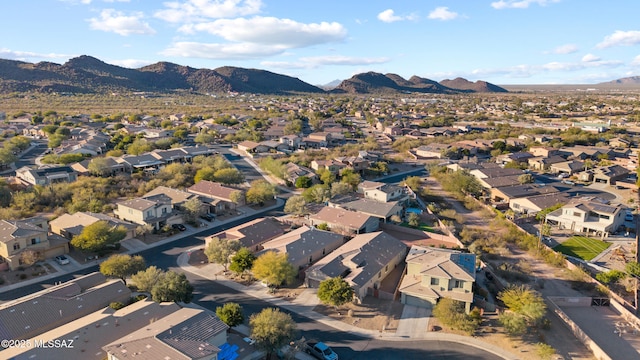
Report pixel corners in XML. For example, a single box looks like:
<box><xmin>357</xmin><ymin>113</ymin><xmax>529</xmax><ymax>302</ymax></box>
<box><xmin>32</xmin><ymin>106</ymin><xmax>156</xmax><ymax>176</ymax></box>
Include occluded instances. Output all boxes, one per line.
<box><xmin>631</xmin><ymin>55</ymin><xmax>640</xmax><ymax>66</ymax></box>
<box><xmin>582</xmin><ymin>53</ymin><xmax>600</xmax><ymax>62</ymax></box>
<box><xmin>155</xmin><ymin>0</ymin><xmax>263</xmax><ymax>23</ymax></box>
<box><xmin>428</xmin><ymin>7</ymin><xmax>458</xmax><ymax>21</ymax></box>
<box><xmin>377</xmin><ymin>9</ymin><xmax>417</xmax><ymax>23</ymax></box>
<box><xmin>378</xmin><ymin>9</ymin><xmax>402</xmax><ymax>23</ymax></box>
<box><xmin>0</xmin><ymin>48</ymin><xmax>74</xmax><ymax>62</ymax></box>
<box><xmin>89</xmin><ymin>9</ymin><xmax>156</xmax><ymax>36</ymax></box>
<box><xmin>181</xmin><ymin>17</ymin><xmax>347</xmax><ymax>48</ymax></box>
<box><xmin>107</xmin><ymin>59</ymin><xmax>154</xmax><ymax>68</ymax></box>
<box><xmin>491</xmin><ymin>0</ymin><xmax>559</xmax><ymax>10</ymax></box>
<box><xmin>161</xmin><ymin>41</ymin><xmax>286</xmax><ymax>59</ymax></box>
<box><xmin>262</xmin><ymin>55</ymin><xmax>390</xmax><ymax>70</ymax></box>
<box><xmin>551</xmin><ymin>44</ymin><xmax>578</xmax><ymax>54</ymax></box>
<box><xmin>597</xmin><ymin>30</ymin><xmax>640</xmax><ymax>49</ymax></box>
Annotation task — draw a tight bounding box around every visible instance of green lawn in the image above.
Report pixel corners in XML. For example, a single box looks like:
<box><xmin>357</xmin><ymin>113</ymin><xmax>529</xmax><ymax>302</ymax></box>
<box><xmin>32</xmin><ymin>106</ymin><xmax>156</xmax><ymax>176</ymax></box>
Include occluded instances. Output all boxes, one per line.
<box><xmin>553</xmin><ymin>236</ymin><xmax>611</xmax><ymax>261</ymax></box>
<box><xmin>400</xmin><ymin>222</ymin><xmax>435</xmax><ymax>232</ymax></box>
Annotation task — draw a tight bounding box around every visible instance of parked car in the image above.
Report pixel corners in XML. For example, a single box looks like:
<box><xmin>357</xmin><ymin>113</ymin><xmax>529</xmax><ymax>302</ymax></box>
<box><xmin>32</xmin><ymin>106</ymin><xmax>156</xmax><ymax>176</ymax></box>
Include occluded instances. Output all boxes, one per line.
<box><xmin>625</xmin><ymin>211</ymin><xmax>634</xmax><ymax>221</ymax></box>
<box><xmin>200</xmin><ymin>213</ymin><xmax>215</xmax><ymax>222</ymax></box>
<box><xmin>172</xmin><ymin>223</ymin><xmax>187</xmax><ymax>231</ymax></box>
<box><xmin>55</xmin><ymin>255</ymin><xmax>70</xmax><ymax>265</ymax></box>
<box><xmin>305</xmin><ymin>342</ymin><xmax>338</xmax><ymax>360</ymax></box>
<box><xmin>557</xmin><ymin>173</ymin><xmax>569</xmax><ymax>179</ymax></box>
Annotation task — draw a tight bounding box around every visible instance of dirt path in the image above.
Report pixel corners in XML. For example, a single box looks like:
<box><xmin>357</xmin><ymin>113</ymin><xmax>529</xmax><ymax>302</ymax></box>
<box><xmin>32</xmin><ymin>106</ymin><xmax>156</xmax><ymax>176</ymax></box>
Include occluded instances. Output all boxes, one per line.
<box><xmin>424</xmin><ymin>176</ymin><xmax>596</xmax><ymax>359</ymax></box>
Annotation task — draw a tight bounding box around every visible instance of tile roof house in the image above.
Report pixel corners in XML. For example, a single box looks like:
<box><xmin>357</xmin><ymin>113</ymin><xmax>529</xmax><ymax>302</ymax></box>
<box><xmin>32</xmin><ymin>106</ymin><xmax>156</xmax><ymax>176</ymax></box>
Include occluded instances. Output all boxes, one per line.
<box><xmin>144</xmin><ymin>186</ymin><xmax>198</xmax><ymax>210</ymax></box>
<box><xmin>0</xmin><ymin>216</ymin><xmax>69</xmax><ymax>271</ymax></box>
<box><xmin>550</xmin><ymin>160</ymin><xmax>585</xmax><ymax>175</ymax></box>
<box><xmin>205</xmin><ymin>217</ymin><xmax>288</xmax><ymax>252</ymax></box>
<box><xmin>361</xmin><ymin>183</ymin><xmax>407</xmax><ymax>203</ymax></box>
<box><xmin>71</xmin><ymin>156</ymin><xmax>128</xmax><ymax>176</ymax></box>
<box><xmin>309</xmin><ymin>206</ymin><xmax>380</xmax><ymax>235</ymax></box>
<box><xmin>0</xmin><ymin>272</ymin><xmax>130</xmax><ymax>341</ymax></box>
<box><xmin>259</xmin><ymin>226</ymin><xmax>346</xmax><ymax>271</ymax></box>
<box><xmin>283</xmin><ymin>163</ymin><xmax>318</xmax><ymax>186</ymax></box>
<box><xmin>331</xmin><ymin>198</ymin><xmax>403</xmax><ymax>222</ymax></box>
<box><xmin>469</xmin><ymin>166</ymin><xmax>523</xmax><ymax>180</ymax></box>
<box><xmin>187</xmin><ymin>180</ymin><xmax>244</xmax><ymax>214</ymax></box>
<box><xmin>49</xmin><ymin>212</ymin><xmax>137</xmax><ymax>241</ymax></box>
<box><xmin>399</xmin><ymin>246</ymin><xmax>476</xmax><ymax>313</ymax></box>
<box><xmin>103</xmin><ymin>307</ymin><xmax>229</xmax><ymax>360</ymax></box>
<box><xmin>117</xmin><ymin>154</ymin><xmax>164</xmax><ymax>172</ymax></box>
<box><xmin>305</xmin><ymin>231</ymin><xmax>408</xmax><ymax>302</ymax></box>
<box><xmin>113</xmin><ymin>196</ymin><xmax>178</xmax><ymax>231</ymax></box>
<box><xmin>15</xmin><ymin>166</ymin><xmax>78</xmax><ymax>186</ymax></box>
<box><xmin>490</xmin><ymin>184</ymin><xmax>560</xmax><ymax>204</ymax></box>
<box><xmin>590</xmin><ymin>165</ymin><xmax>630</xmax><ymax>185</ymax></box>
<box><xmin>527</xmin><ymin>155</ymin><xmax>566</xmax><ymax>171</ymax></box>
<box><xmin>509</xmin><ymin>192</ymin><xmax>572</xmax><ymax>215</ymax></box>
<box><xmin>2</xmin><ymin>300</ymin><xmax>180</xmax><ymax>360</ymax></box>
<box><xmin>415</xmin><ymin>144</ymin><xmax>451</xmax><ymax>159</ymax></box>
<box><xmin>545</xmin><ymin>200</ymin><xmax>626</xmax><ymax>238</ymax></box>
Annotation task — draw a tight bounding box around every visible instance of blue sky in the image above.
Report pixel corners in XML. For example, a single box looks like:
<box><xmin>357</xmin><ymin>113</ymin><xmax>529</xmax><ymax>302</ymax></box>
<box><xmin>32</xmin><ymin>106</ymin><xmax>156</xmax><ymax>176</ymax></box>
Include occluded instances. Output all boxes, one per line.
<box><xmin>2</xmin><ymin>0</ymin><xmax>640</xmax><ymax>85</ymax></box>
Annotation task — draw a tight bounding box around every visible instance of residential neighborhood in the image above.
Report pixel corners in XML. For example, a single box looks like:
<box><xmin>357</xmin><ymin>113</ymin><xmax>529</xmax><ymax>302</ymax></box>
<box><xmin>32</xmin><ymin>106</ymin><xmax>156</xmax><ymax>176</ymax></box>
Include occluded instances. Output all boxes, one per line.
<box><xmin>1</xmin><ymin>89</ymin><xmax>640</xmax><ymax>360</ymax></box>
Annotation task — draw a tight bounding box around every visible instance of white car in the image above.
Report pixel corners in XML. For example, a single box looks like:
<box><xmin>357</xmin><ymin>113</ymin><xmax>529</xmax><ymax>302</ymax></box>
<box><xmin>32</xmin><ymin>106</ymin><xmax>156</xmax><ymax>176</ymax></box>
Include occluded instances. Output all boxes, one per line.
<box><xmin>55</xmin><ymin>255</ymin><xmax>70</xmax><ymax>265</ymax></box>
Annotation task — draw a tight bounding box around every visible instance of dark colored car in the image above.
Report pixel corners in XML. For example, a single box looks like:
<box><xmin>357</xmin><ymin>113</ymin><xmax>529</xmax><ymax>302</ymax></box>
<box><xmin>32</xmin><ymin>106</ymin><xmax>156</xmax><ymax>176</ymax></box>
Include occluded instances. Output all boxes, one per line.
<box><xmin>200</xmin><ymin>213</ymin><xmax>215</xmax><ymax>222</ymax></box>
<box><xmin>172</xmin><ymin>223</ymin><xmax>187</xmax><ymax>231</ymax></box>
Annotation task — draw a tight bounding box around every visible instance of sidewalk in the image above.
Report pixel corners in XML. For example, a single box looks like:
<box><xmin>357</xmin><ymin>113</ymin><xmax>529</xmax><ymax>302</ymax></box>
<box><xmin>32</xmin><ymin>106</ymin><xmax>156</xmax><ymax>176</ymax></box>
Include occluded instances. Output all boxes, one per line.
<box><xmin>177</xmin><ymin>253</ymin><xmax>520</xmax><ymax>360</ymax></box>
<box><xmin>0</xmin><ymin>198</ymin><xmax>285</xmax><ymax>295</ymax></box>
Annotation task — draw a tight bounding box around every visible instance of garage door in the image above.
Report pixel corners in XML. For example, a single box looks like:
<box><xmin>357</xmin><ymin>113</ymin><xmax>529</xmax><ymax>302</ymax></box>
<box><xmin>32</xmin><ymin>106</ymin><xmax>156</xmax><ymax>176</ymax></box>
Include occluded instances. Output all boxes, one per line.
<box><xmin>404</xmin><ymin>295</ymin><xmax>434</xmax><ymax>309</ymax></box>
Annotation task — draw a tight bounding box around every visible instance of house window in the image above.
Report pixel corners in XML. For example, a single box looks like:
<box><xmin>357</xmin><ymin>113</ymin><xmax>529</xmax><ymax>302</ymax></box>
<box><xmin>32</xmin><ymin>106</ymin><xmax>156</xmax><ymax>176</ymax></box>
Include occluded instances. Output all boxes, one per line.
<box><xmin>453</xmin><ymin>280</ymin><xmax>463</xmax><ymax>288</ymax></box>
<box><xmin>128</xmin><ymin>209</ymin><xmax>133</xmax><ymax>214</ymax></box>
<box><xmin>147</xmin><ymin>210</ymin><xmax>152</xmax><ymax>217</ymax></box>
<box><xmin>31</xmin><ymin>238</ymin><xmax>40</xmax><ymax>245</ymax></box>
<box><xmin>512</xmin><ymin>203</ymin><xmax>520</xmax><ymax>209</ymax></box>
<box><xmin>162</xmin><ymin>207</ymin><xmax>167</xmax><ymax>214</ymax></box>
<box><xmin>430</xmin><ymin>278</ymin><xmax>439</xmax><ymax>286</ymax></box>
<box><xmin>13</xmin><ymin>243</ymin><xmax>20</xmax><ymax>251</ymax></box>
<box><xmin>378</xmin><ymin>272</ymin><xmax>381</xmax><ymax>279</ymax></box>
<box><xmin>385</xmin><ymin>265</ymin><xmax>389</xmax><ymax>272</ymax></box>
<box><xmin>573</xmin><ymin>212</ymin><xmax>580</xmax><ymax>217</ymax></box>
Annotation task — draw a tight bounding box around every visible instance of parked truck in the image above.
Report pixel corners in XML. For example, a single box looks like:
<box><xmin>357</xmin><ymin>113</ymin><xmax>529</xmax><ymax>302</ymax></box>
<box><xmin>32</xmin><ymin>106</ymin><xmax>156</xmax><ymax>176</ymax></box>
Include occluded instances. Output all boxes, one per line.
<box><xmin>305</xmin><ymin>342</ymin><xmax>338</xmax><ymax>360</ymax></box>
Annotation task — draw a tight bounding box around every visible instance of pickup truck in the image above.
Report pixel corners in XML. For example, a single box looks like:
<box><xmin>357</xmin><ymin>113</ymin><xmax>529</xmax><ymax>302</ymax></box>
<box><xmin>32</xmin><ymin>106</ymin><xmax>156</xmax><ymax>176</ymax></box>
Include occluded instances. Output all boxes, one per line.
<box><xmin>305</xmin><ymin>342</ymin><xmax>338</xmax><ymax>360</ymax></box>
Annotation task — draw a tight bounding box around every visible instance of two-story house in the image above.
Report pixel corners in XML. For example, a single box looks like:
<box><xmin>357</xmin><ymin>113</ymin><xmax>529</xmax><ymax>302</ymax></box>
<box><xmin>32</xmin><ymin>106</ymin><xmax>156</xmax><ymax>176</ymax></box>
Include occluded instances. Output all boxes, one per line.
<box><xmin>187</xmin><ymin>180</ymin><xmax>244</xmax><ymax>215</ymax></box>
<box><xmin>545</xmin><ymin>200</ymin><xmax>626</xmax><ymax>238</ymax></box>
<box><xmin>258</xmin><ymin>226</ymin><xmax>346</xmax><ymax>271</ymax></box>
<box><xmin>113</xmin><ymin>196</ymin><xmax>177</xmax><ymax>230</ymax></box>
<box><xmin>399</xmin><ymin>246</ymin><xmax>476</xmax><ymax>313</ymax></box>
<box><xmin>0</xmin><ymin>217</ymin><xmax>69</xmax><ymax>271</ymax></box>
<box><xmin>305</xmin><ymin>231</ymin><xmax>408</xmax><ymax>303</ymax></box>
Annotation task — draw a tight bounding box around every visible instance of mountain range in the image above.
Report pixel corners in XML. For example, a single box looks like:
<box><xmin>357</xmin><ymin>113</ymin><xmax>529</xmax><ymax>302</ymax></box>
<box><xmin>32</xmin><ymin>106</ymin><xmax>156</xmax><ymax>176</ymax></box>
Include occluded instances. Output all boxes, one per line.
<box><xmin>0</xmin><ymin>55</ymin><xmax>511</xmax><ymax>95</ymax></box>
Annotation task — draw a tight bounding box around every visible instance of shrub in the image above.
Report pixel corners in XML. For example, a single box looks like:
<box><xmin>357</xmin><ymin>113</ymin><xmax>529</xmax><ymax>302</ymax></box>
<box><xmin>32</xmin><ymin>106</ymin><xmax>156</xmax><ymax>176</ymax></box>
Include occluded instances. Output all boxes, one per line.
<box><xmin>596</xmin><ymin>269</ymin><xmax>626</xmax><ymax>284</ymax></box>
<box><xmin>535</xmin><ymin>343</ymin><xmax>556</xmax><ymax>360</ymax></box>
<box><xmin>432</xmin><ymin>298</ymin><xmax>481</xmax><ymax>334</ymax></box>
<box><xmin>19</xmin><ymin>273</ymin><xmax>27</xmax><ymax>280</ymax></box>
<box><xmin>109</xmin><ymin>302</ymin><xmax>126</xmax><ymax>310</ymax></box>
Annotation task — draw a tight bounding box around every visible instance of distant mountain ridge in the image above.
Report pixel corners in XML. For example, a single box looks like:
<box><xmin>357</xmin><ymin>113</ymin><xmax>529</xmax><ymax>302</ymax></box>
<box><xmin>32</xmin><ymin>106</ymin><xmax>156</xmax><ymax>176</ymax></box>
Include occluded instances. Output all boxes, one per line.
<box><xmin>599</xmin><ymin>76</ymin><xmax>640</xmax><ymax>85</ymax></box>
<box><xmin>331</xmin><ymin>72</ymin><xmax>507</xmax><ymax>94</ymax></box>
<box><xmin>0</xmin><ymin>55</ymin><xmax>507</xmax><ymax>94</ymax></box>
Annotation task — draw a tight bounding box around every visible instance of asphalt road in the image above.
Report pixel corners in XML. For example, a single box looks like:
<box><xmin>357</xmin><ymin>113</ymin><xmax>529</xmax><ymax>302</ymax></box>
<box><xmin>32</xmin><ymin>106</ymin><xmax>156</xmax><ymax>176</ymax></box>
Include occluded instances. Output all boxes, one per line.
<box><xmin>0</xmin><ymin>205</ymin><xmax>504</xmax><ymax>359</ymax></box>
<box><xmin>210</xmin><ymin>144</ymin><xmax>265</xmax><ymax>184</ymax></box>
<box><xmin>14</xmin><ymin>140</ymin><xmax>48</xmax><ymax>170</ymax></box>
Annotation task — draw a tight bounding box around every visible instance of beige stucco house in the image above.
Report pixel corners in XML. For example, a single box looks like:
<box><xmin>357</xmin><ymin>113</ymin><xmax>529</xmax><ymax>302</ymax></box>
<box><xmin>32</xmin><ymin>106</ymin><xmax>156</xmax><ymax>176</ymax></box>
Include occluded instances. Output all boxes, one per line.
<box><xmin>399</xmin><ymin>246</ymin><xmax>476</xmax><ymax>313</ymax></box>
